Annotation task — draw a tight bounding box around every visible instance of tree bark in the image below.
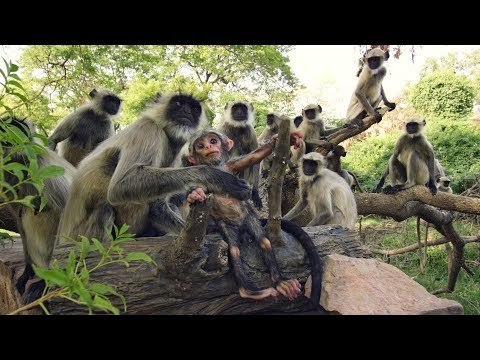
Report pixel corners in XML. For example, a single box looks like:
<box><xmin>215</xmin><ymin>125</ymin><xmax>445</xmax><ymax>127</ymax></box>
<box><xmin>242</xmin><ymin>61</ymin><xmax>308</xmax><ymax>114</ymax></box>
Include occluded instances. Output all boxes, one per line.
<box><xmin>266</xmin><ymin>115</ymin><xmax>291</xmax><ymax>246</ymax></box>
<box><xmin>0</xmin><ymin>226</ymin><xmax>365</xmax><ymax>315</ymax></box>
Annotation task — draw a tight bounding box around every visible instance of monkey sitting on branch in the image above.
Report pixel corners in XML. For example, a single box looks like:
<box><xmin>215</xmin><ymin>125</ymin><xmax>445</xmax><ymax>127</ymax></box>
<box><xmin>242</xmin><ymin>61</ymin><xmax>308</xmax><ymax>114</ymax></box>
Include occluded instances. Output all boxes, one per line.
<box><xmin>344</xmin><ymin>47</ymin><xmax>396</xmax><ymax>128</ymax></box>
<box><xmin>376</xmin><ymin>119</ymin><xmax>438</xmax><ymax>196</ymax></box>
<box><xmin>184</xmin><ymin>129</ymin><xmax>322</xmax><ymax>305</ymax></box>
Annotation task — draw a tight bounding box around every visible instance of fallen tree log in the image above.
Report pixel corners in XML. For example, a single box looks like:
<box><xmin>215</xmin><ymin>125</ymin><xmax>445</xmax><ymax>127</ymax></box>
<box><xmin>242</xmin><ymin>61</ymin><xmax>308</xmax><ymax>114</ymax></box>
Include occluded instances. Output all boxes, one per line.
<box><xmin>0</xmin><ymin>225</ymin><xmax>365</xmax><ymax>315</ymax></box>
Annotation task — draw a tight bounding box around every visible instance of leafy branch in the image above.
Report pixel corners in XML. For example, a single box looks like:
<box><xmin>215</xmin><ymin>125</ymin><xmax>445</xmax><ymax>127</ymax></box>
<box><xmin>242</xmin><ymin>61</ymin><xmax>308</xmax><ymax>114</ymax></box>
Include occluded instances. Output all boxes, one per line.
<box><xmin>9</xmin><ymin>224</ymin><xmax>157</xmax><ymax>315</ymax></box>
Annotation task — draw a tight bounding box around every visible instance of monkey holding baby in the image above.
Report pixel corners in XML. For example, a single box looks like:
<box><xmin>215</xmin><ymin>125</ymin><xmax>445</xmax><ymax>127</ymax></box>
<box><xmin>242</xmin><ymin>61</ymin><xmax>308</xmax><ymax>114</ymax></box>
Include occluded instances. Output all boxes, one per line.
<box><xmin>183</xmin><ymin>128</ymin><xmax>322</xmax><ymax>305</ymax></box>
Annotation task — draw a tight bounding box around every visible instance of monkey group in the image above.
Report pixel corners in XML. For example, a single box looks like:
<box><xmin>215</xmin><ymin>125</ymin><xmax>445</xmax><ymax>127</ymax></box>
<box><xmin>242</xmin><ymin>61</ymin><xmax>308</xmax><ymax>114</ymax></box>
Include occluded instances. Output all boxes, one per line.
<box><xmin>4</xmin><ymin>46</ymin><xmax>457</xmax><ymax>310</ymax></box>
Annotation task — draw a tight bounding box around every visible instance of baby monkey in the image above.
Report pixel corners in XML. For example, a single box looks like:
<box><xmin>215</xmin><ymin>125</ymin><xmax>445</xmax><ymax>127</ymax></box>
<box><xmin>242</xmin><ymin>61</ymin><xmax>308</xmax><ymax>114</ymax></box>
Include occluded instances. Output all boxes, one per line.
<box><xmin>185</xmin><ymin>129</ymin><xmax>311</xmax><ymax>301</ymax></box>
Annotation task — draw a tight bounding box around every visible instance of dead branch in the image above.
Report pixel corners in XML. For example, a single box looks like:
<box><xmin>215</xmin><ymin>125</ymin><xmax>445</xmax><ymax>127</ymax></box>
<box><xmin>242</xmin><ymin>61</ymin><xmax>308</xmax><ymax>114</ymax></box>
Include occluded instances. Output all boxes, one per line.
<box><xmin>316</xmin><ymin>107</ymin><xmax>390</xmax><ymax>155</ymax></box>
<box><xmin>266</xmin><ymin>115</ymin><xmax>291</xmax><ymax>246</ymax></box>
<box><xmin>371</xmin><ymin>236</ymin><xmax>480</xmax><ymax>255</ymax></box>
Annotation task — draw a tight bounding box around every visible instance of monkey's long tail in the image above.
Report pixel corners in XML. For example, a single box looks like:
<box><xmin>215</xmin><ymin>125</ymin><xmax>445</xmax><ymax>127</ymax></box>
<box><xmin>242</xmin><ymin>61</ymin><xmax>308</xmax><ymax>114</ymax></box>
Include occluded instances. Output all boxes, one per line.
<box><xmin>260</xmin><ymin>219</ymin><xmax>322</xmax><ymax>310</ymax></box>
<box><xmin>347</xmin><ymin>171</ymin><xmax>365</xmax><ymax>193</ymax></box>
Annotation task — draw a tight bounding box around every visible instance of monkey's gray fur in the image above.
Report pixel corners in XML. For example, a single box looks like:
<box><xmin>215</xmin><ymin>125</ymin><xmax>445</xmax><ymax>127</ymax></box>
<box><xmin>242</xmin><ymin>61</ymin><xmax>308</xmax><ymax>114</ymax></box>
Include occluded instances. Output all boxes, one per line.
<box><xmin>2</xmin><ymin>117</ymin><xmax>76</xmax><ymax>302</ymax></box>
<box><xmin>48</xmin><ymin>89</ymin><xmax>121</xmax><ymax>167</ymax></box>
<box><xmin>376</xmin><ymin>119</ymin><xmax>437</xmax><ymax>195</ymax></box>
<box><xmin>217</xmin><ymin>100</ymin><xmax>262</xmax><ymax>209</ymax></box>
<box><xmin>283</xmin><ymin>152</ymin><xmax>358</xmax><ymax>229</ymax></box>
<box><xmin>56</xmin><ymin>93</ymin><xmax>251</xmax><ymax>243</ymax></box>
<box><xmin>345</xmin><ymin>48</ymin><xmax>396</xmax><ymax>127</ymax></box>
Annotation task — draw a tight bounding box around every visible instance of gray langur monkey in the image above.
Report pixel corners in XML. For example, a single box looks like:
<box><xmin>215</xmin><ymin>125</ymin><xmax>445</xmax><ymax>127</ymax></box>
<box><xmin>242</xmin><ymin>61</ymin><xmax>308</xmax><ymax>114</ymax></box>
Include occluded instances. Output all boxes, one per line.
<box><xmin>283</xmin><ymin>152</ymin><xmax>358</xmax><ymax>229</ymax></box>
<box><xmin>56</xmin><ymin>93</ymin><xmax>251</xmax><ymax>243</ymax></box>
<box><xmin>345</xmin><ymin>48</ymin><xmax>396</xmax><ymax>128</ymax></box>
<box><xmin>326</xmin><ymin>145</ymin><xmax>364</xmax><ymax>192</ymax></box>
<box><xmin>299</xmin><ymin>104</ymin><xmax>339</xmax><ymax>150</ymax></box>
<box><xmin>376</xmin><ymin>119</ymin><xmax>437</xmax><ymax>196</ymax></box>
<box><xmin>48</xmin><ymin>89</ymin><xmax>121</xmax><ymax>167</ymax></box>
<box><xmin>437</xmin><ymin>176</ymin><xmax>453</xmax><ymax>194</ymax></box>
<box><xmin>217</xmin><ymin>100</ymin><xmax>262</xmax><ymax>209</ymax></box>
<box><xmin>1</xmin><ymin>116</ymin><xmax>76</xmax><ymax>303</ymax></box>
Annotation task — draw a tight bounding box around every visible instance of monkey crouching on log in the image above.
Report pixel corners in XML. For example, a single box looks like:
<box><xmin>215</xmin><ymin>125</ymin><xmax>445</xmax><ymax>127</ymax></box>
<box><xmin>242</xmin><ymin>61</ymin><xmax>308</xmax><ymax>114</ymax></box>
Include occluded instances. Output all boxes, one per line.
<box><xmin>184</xmin><ymin>129</ymin><xmax>322</xmax><ymax>305</ymax></box>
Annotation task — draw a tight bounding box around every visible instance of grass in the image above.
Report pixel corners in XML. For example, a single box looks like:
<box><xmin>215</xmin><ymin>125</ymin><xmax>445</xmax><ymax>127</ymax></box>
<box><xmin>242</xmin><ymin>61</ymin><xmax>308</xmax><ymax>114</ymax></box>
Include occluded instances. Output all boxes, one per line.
<box><xmin>358</xmin><ymin>216</ymin><xmax>480</xmax><ymax>315</ymax></box>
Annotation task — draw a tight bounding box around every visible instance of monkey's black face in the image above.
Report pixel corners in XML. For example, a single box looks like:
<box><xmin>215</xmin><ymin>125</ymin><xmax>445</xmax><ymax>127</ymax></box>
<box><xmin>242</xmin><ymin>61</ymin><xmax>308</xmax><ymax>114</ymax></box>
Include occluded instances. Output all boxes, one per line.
<box><xmin>406</xmin><ymin>122</ymin><xmax>420</xmax><ymax>135</ymax></box>
<box><xmin>231</xmin><ymin>103</ymin><xmax>249</xmax><ymax>121</ymax></box>
<box><xmin>103</xmin><ymin>95</ymin><xmax>122</xmax><ymax>115</ymax></box>
<box><xmin>367</xmin><ymin>56</ymin><xmax>382</xmax><ymax>70</ymax></box>
<box><xmin>167</xmin><ymin>95</ymin><xmax>203</xmax><ymax>128</ymax></box>
<box><xmin>443</xmin><ymin>180</ymin><xmax>451</xmax><ymax>187</ymax></box>
<box><xmin>304</xmin><ymin>109</ymin><xmax>317</xmax><ymax>120</ymax></box>
<box><xmin>293</xmin><ymin>116</ymin><xmax>303</xmax><ymax>128</ymax></box>
<box><xmin>267</xmin><ymin>114</ymin><xmax>275</xmax><ymax>126</ymax></box>
<box><xmin>302</xmin><ymin>159</ymin><xmax>318</xmax><ymax>176</ymax></box>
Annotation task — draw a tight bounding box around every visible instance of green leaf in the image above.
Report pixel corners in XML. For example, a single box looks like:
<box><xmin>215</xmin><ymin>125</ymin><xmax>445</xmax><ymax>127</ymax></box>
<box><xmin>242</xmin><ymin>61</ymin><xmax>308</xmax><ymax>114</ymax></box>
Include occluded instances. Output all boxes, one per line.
<box><xmin>125</xmin><ymin>252</ymin><xmax>157</xmax><ymax>265</ymax></box>
<box><xmin>91</xmin><ymin>238</ymin><xmax>106</xmax><ymax>256</ymax></box>
<box><xmin>11</xmin><ymin>92</ymin><xmax>28</xmax><ymax>103</ymax></box>
<box><xmin>90</xmin><ymin>283</ymin><xmax>116</xmax><ymax>295</ymax></box>
<box><xmin>7</xmin><ymin>80</ymin><xmax>24</xmax><ymax>90</ymax></box>
<box><xmin>33</xmin><ymin>266</ymin><xmax>70</xmax><ymax>287</ymax></box>
<box><xmin>0</xmin><ymin>68</ymin><xmax>7</xmax><ymax>82</ymax></box>
<box><xmin>80</xmin><ymin>237</ymin><xmax>90</xmax><ymax>261</ymax></box>
<box><xmin>74</xmin><ymin>282</ymin><xmax>93</xmax><ymax>306</ymax></box>
<box><xmin>37</xmin><ymin>165</ymin><xmax>65</xmax><ymax>179</ymax></box>
<box><xmin>9</xmin><ymin>73</ymin><xmax>21</xmax><ymax>81</ymax></box>
<box><xmin>10</xmin><ymin>63</ymin><xmax>19</xmax><ymax>72</ymax></box>
<box><xmin>66</xmin><ymin>250</ymin><xmax>77</xmax><ymax>278</ymax></box>
<box><xmin>92</xmin><ymin>295</ymin><xmax>120</xmax><ymax>315</ymax></box>
<box><xmin>80</xmin><ymin>266</ymin><xmax>90</xmax><ymax>282</ymax></box>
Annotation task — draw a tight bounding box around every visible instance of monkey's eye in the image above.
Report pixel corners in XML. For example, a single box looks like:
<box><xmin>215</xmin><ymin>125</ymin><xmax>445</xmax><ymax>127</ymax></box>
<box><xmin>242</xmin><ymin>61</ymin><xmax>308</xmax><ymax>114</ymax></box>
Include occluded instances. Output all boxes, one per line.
<box><xmin>210</xmin><ymin>138</ymin><xmax>217</xmax><ymax>145</ymax></box>
<box><xmin>196</xmin><ymin>143</ymin><xmax>205</xmax><ymax>149</ymax></box>
<box><xmin>175</xmin><ymin>101</ymin><xmax>182</xmax><ymax>108</ymax></box>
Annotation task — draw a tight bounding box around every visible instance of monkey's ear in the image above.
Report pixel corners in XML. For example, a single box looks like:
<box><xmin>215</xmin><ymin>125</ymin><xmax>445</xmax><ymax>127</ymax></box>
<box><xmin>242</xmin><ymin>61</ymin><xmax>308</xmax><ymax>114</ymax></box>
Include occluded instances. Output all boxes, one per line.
<box><xmin>89</xmin><ymin>89</ymin><xmax>98</xmax><ymax>98</ymax></box>
<box><xmin>224</xmin><ymin>103</ymin><xmax>229</xmax><ymax>110</ymax></box>
<box><xmin>317</xmin><ymin>105</ymin><xmax>322</xmax><ymax>113</ymax></box>
<box><xmin>225</xmin><ymin>137</ymin><xmax>234</xmax><ymax>151</ymax></box>
<box><xmin>187</xmin><ymin>155</ymin><xmax>197</xmax><ymax>164</ymax></box>
<box><xmin>384</xmin><ymin>50</ymin><xmax>390</xmax><ymax>61</ymax></box>
<box><xmin>250</xmin><ymin>103</ymin><xmax>254</xmax><ymax>111</ymax></box>
<box><xmin>422</xmin><ymin>119</ymin><xmax>427</xmax><ymax>126</ymax></box>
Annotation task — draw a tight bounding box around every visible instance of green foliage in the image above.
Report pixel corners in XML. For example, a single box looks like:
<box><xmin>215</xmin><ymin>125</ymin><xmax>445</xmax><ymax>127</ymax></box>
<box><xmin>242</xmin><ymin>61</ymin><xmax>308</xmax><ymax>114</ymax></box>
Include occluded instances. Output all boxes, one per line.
<box><xmin>17</xmin><ymin>45</ymin><xmax>298</xmax><ymax>131</ymax></box>
<box><xmin>24</xmin><ymin>224</ymin><xmax>157</xmax><ymax>315</ymax></box>
<box><xmin>343</xmin><ymin>131</ymin><xmax>399</xmax><ymax>191</ymax></box>
<box><xmin>426</xmin><ymin>119</ymin><xmax>480</xmax><ymax>193</ymax></box>
<box><xmin>409</xmin><ymin>71</ymin><xmax>475</xmax><ymax>120</ymax></box>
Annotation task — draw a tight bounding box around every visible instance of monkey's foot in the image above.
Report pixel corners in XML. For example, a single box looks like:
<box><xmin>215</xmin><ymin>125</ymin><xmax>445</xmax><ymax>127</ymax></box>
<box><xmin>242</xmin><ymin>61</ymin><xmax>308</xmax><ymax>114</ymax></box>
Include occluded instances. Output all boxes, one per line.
<box><xmin>239</xmin><ymin>287</ymin><xmax>279</xmax><ymax>300</ymax></box>
<box><xmin>275</xmin><ymin>279</ymin><xmax>302</xmax><ymax>301</ymax></box>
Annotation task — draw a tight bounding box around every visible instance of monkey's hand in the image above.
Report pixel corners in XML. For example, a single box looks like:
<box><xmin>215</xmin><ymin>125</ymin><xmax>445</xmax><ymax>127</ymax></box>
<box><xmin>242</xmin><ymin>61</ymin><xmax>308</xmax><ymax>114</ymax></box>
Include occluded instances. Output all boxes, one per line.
<box><xmin>275</xmin><ymin>279</ymin><xmax>302</xmax><ymax>301</ymax></box>
<box><xmin>251</xmin><ymin>188</ymin><xmax>262</xmax><ymax>210</ymax></box>
<box><xmin>427</xmin><ymin>179</ymin><xmax>438</xmax><ymax>195</ymax></box>
<box><xmin>373</xmin><ymin>111</ymin><xmax>383</xmax><ymax>123</ymax></box>
<box><xmin>385</xmin><ymin>101</ymin><xmax>396</xmax><ymax>111</ymax></box>
<box><xmin>187</xmin><ymin>187</ymin><xmax>207</xmax><ymax>204</ymax></box>
<box><xmin>203</xmin><ymin>168</ymin><xmax>251</xmax><ymax>201</ymax></box>
<box><xmin>382</xmin><ymin>185</ymin><xmax>398</xmax><ymax>195</ymax></box>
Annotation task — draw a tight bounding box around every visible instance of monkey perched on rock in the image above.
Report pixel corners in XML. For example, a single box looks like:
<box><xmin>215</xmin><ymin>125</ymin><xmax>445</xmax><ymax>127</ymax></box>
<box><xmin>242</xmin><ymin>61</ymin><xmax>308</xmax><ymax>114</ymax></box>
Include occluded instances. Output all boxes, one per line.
<box><xmin>1</xmin><ymin>116</ymin><xmax>76</xmax><ymax>303</ymax></box>
<box><xmin>376</xmin><ymin>119</ymin><xmax>437</xmax><ymax>196</ymax></box>
<box><xmin>283</xmin><ymin>152</ymin><xmax>358</xmax><ymax>229</ymax></box>
<box><xmin>326</xmin><ymin>145</ymin><xmax>364</xmax><ymax>192</ymax></box>
<box><xmin>57</xmin><ymin>92</ymin><xmax>251</xmax><ymax>244</ymax></box>
<box><xmin>184</xmin><ymin>129</ymin><xmax>322</xmax><ymax>305</ymax></box>
<box><xmin>48</xmin><ymin>89</ymin><xmax>121</xmax><ymax>167</ymax></box>
<box><xmin>217</xmin><ymin>101</ymin><xmax>262</xmax><ymax>209</ymax></box>
<box><xmin>345</xmin><ymin>48</ymin><xmax>396</xmax><ymax>128</ymax></box>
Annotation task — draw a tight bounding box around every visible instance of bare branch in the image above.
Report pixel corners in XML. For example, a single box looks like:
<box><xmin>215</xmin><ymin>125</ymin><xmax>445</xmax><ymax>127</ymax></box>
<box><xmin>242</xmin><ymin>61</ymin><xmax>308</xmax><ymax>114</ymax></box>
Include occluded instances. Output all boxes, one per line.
<box><xmin>372</xmin><ymin>236</ymin><xmax>480</xmax><ymax>255</ymax></box>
